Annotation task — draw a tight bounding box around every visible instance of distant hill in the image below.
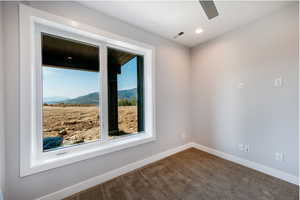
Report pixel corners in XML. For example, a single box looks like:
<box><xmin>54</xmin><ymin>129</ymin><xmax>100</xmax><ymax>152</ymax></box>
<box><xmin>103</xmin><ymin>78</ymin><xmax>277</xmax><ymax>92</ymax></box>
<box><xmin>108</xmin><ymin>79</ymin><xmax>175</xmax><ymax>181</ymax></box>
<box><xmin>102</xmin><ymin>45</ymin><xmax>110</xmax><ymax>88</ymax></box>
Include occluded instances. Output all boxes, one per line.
<box><xmin>44</xmin><ymin>96</ymin><xmax>70</xmax><ymax>104</ymax></box>
<box><xmin>61</xmin><ymin>92</ymin><xmax>99</xmax><ymax>105</ymax></box>
<box><xmin>45</xmin><ymin>88</ymin><xmax>137</xmax><ymax>105</ymax></box>
<box><xmin>118</xmin><ymin>88</ymin><xmax>137</xmax><ymax>100</ymax></box>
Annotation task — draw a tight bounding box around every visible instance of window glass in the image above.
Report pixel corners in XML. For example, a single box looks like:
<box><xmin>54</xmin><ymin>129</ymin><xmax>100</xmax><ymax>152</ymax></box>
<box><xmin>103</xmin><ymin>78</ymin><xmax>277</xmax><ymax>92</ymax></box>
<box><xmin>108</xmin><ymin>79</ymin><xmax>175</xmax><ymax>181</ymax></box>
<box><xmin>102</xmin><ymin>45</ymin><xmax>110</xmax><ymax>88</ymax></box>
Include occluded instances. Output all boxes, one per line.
<box><xmin>42</xmin><ymin>34</ymin><xmax>101</xmax><ymax>151</ymax></box>
<box><xmin>107</xmin><ymin>48</ymin><xmax>144</xmax><ymax>138</ymax></box>
<box><xmin>40</xmin><ymin>34</ymin><xmax>145</xmax><ymax>151</ymax></box>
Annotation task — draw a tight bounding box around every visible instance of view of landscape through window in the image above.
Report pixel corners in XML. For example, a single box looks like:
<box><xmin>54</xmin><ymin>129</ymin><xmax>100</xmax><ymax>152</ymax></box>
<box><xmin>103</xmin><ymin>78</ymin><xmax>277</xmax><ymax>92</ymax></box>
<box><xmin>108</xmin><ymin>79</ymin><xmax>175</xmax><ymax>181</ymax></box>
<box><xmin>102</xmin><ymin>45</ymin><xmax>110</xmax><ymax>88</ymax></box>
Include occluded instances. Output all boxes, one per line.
<box><xmin>42</xmin><ymin>56</ymin><xmax>139</xmax><ymax>151</ymax></box>
<box><xmin>117</xmin><ymin>57</ymin><xmax>138</xmax><ymax>135</ymax></box>
<box><xmin>42</xmin><ymin>66</ymin><xmax>101</xmax><ymax>150</ymax></box>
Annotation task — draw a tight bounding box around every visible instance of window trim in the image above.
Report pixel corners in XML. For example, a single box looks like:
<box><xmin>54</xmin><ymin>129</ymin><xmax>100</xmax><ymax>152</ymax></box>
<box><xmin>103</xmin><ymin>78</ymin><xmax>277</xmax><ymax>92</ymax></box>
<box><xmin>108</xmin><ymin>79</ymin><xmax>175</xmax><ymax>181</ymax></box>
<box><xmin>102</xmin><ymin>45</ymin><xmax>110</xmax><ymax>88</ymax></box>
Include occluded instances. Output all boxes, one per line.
<box><xmin>19</xmin><ymin>4</ymin><xmax>156</xmax><ymax>177</ymax></box>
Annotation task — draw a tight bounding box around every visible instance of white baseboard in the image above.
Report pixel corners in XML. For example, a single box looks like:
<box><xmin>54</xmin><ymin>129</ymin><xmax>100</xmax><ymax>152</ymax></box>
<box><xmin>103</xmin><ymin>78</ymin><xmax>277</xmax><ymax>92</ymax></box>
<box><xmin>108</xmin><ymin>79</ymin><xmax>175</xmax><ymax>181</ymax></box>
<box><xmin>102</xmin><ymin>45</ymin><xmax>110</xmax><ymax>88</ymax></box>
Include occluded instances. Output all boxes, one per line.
<box><xmin>37</xmin><ymin>143</ymin><xmax>194</xmax><ymax>200</ymax></box>
<box><xmin>37</xmin><ymin>142</ymin><xmax>298</xmax><ymax>200</ymax></box>
<box><xmin>191</xmin><ymin>143</ymin><xmax>299</xmax><ymax>185</ymax></box>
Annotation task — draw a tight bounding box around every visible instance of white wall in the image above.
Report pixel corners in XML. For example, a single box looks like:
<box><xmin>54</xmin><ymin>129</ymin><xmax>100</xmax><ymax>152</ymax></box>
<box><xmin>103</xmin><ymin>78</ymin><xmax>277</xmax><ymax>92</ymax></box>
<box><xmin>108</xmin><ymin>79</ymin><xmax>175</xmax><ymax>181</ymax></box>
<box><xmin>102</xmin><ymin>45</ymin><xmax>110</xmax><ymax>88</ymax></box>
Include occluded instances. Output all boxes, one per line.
<box><xmin>0</xmin><ymin>2</ymin><xmax>5</xmax><ymax>200</ymax></box>
<box><xmin>191</xmin><ymin>4</ymin><xmax>299</xmax><ymax>176</ymax></box>
<box><xmin>3</xmin><ymin>2</ymin><xmax>191</xmax><ymax>200</ymax></box>
<box><xmin>2</xmin><ymin>1</ymin><xmax>298</xmax><ymax>200</ymax></box>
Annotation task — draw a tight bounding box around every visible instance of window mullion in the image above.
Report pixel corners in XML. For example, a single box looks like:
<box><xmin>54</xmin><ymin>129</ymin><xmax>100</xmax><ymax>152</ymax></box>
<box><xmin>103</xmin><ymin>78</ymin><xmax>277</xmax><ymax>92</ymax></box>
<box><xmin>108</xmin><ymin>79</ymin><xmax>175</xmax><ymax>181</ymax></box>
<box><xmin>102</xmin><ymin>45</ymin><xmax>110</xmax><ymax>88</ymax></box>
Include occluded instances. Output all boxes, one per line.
<box><xmin>35</xmin><ymin>27</ymin><xmax>44</xmax><ymax>161</ymax></box>
<box><xmin>100</xmin><ymin>44</ymin><xmax>109</xmax><ymax>141</ymax></box>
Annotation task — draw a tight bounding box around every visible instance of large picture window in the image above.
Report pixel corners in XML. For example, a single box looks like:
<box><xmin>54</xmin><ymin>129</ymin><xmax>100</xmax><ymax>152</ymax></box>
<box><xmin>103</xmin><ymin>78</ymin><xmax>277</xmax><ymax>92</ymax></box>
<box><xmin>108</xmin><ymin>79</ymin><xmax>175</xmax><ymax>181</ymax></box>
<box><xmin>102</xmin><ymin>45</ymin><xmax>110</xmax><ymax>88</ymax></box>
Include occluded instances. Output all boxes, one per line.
<box><xmin>39</xmin><ymin>30</ymin><xmax>147</xmax><ymax>152</ymax></box>
<box><xmin>41</xmin><ymin>34</ymin><xmax>146</xmax><ymax>152</ymax></box>
<box><xmin>20</xmin><ymin>4</ymin><xmax>155</xmax><ymax>176</ymax></box>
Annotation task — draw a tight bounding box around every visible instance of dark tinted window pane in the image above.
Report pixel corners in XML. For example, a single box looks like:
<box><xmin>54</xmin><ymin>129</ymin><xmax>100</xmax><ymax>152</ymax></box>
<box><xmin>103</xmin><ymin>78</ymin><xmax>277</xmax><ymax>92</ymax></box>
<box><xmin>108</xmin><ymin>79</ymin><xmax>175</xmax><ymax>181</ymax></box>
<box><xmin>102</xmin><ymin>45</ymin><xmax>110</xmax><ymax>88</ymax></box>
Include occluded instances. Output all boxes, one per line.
<box><xmin>107</xmin><ymin>48</ymin><xmax>144</xmax><ymax>138</ymax></box>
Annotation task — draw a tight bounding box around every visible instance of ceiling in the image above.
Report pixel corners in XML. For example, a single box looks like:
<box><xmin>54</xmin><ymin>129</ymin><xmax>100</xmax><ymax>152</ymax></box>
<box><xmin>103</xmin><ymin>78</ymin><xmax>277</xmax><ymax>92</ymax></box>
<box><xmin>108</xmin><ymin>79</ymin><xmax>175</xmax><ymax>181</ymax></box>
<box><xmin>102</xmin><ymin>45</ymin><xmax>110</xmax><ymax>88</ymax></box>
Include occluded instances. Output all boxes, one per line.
<box><xmin>79</xmin><ymin>1</ymin><xmax>293</xmax><ymax>47</ymax></box>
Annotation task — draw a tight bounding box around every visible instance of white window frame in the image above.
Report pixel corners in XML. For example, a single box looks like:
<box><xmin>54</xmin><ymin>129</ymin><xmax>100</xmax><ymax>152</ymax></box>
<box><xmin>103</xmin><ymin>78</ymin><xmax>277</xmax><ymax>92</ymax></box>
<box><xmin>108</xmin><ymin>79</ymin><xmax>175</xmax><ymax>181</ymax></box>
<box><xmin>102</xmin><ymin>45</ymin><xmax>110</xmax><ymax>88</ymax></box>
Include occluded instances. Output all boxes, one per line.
<box><xmin>19</xmin><ymin>4</ymin><xmax>156</xmax><ymax>177</ymax></box>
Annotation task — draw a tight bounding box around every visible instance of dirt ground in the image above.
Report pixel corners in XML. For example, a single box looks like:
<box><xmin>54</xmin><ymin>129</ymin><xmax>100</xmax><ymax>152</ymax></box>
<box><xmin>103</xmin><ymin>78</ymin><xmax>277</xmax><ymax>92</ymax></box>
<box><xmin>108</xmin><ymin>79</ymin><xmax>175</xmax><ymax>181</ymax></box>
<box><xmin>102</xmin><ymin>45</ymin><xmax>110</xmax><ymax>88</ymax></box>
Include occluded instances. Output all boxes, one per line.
<box><xmin>43</xmin><ymin>105</ymin><xmax>137</xmax><ymax>146</ymax></box>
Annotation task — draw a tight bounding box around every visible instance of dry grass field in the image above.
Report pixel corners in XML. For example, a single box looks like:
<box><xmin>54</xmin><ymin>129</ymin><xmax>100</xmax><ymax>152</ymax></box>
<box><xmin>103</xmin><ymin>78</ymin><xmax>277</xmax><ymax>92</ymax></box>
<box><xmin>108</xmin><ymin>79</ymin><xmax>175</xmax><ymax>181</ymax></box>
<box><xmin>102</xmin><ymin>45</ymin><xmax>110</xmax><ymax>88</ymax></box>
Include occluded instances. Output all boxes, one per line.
<box><xmin>43</xmin><ymin>105</ymin><xmax>137</xmax><ymax>146</ymax></box>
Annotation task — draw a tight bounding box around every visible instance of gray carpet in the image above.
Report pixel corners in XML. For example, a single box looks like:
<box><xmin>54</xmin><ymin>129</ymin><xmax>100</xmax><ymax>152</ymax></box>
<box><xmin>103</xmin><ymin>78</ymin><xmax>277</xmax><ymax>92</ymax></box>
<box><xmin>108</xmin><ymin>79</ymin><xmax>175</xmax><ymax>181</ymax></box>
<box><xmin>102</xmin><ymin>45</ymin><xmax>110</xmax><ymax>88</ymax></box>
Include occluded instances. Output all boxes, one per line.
<box><xmin>64</xmin><ymin>148</ymin><xmax>299</xmax><ymax>200</ymax></box>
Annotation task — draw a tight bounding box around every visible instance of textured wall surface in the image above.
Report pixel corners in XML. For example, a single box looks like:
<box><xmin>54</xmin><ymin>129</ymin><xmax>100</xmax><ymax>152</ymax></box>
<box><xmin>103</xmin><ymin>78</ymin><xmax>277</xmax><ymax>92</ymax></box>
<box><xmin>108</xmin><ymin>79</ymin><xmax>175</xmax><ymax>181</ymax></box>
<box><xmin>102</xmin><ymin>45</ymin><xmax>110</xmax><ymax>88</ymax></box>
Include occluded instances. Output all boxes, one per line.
<box><xmin>191</xmin><ymin>4</ymin><xmax>298</xmax><ymax>176</ymax></box>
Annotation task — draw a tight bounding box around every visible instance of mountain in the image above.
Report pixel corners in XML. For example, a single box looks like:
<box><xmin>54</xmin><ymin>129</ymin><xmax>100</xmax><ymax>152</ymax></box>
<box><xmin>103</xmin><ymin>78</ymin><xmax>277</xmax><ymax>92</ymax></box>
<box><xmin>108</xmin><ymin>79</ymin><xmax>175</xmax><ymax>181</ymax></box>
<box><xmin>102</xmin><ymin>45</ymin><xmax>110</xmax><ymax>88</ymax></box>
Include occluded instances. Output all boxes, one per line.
<box><xmin>118</xmin><ymin>88</ymin><xmax>137</xmax><ymax>100</ymax></box>
<box><xmin>48</xmin><ymin>88</ymin><xmax>137</xmax><ymax>105</ymax></box>
<box><xmin>61</xmin><ymin>92</ymin><xmax>99</xmax><ymax>105</ymax></box>
<box><xmin>44</xmin><ymin>96</ymin><xmax>70</xmax><ymax>104</ymax></box>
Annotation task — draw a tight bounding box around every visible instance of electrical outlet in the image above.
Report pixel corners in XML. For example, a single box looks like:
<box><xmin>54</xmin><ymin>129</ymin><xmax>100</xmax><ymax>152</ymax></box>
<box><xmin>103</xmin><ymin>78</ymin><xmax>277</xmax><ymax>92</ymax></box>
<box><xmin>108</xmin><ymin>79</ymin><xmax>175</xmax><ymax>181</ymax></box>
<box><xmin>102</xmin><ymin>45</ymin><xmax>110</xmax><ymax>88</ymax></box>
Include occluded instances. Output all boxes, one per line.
<box><xmin>275</xmin><ymin>152</ymin><xmax>284</xmax><ymax>162</ymax></box>
<box><xmin>237</xmin><ymin>82</ymin><xmax>244</xmax><ymax>89</ymax></box>
<box><xmin>274</xmin><ymin>77</ymin><xmax>283</xmax><ymax>87</ymax></box>
<box><xmin>238</xmin><ymin>144</ymin><xmax>250</xmax><ymax>152</ymax></box>
<box><xmin>181</xmin><ymin>132</ymin><xmax>186</xmax><ymax>140</ymax></box>
<box><xmin>238</xmin><ymin>144</ymin><xmax>244</xmax><ymax>151</ymax></box>
<box><xmin>244</xmin><ymin>144</ymin><xmax>250</xmax><ymax>152</ymax></box>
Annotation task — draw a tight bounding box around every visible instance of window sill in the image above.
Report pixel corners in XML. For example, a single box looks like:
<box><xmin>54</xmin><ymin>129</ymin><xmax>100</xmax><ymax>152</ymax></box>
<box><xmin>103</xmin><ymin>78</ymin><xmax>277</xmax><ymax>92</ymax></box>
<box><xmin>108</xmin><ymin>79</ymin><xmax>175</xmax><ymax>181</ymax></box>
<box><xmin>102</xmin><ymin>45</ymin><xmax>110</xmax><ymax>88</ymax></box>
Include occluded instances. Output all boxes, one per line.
<box><xmin>21</xmin><ymin>133</ymin><xmax>156</xmax><ymax>177</ymax></box>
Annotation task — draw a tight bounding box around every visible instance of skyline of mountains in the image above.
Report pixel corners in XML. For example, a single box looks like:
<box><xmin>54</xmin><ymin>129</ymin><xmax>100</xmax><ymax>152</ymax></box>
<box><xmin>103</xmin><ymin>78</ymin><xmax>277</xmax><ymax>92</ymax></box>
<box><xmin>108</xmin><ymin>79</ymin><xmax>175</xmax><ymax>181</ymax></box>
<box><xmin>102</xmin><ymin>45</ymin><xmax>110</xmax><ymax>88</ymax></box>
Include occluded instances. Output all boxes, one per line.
<box><xmin>44</xmin><ymin>88</ymin><xmax>137</xmax><ymax>105</ymax></box>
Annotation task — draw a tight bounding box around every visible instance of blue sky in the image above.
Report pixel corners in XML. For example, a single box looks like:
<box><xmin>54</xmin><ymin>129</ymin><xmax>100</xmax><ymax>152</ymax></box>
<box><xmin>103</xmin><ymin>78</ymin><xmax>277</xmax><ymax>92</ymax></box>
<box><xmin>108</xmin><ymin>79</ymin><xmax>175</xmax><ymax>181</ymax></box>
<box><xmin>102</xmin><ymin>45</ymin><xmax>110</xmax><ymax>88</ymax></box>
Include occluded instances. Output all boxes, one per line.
<box><xmin>117</xmin><ymin>57</ymin><xmax>137</xmax><ymax>90</ymax></box>
<box><xmin>43</xmin><ymin>57</ymin><xmax>137</xmax><ymax>99</ymax></box>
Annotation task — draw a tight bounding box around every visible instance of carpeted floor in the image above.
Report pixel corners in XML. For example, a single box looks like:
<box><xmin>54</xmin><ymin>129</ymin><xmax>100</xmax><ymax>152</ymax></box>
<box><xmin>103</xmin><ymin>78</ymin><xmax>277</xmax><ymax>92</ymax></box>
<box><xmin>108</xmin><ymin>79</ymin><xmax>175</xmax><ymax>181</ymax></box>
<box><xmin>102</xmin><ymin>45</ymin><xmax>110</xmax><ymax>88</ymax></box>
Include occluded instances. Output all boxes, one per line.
<box><xmin>64</xmin><ymin>148</ymin><xmax>299</xmax><ymax>200</ymax></box>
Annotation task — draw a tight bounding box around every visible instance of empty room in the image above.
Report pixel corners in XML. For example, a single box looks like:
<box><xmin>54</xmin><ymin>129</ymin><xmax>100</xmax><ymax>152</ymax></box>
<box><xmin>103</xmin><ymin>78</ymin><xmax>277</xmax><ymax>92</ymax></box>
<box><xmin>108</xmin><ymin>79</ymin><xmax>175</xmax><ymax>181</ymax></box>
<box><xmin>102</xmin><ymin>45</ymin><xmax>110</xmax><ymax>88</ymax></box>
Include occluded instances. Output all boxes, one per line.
<box><xmin>0</xmin><ymin>1</ymin><xmax>299</xmax><ymax>200</ymax></box>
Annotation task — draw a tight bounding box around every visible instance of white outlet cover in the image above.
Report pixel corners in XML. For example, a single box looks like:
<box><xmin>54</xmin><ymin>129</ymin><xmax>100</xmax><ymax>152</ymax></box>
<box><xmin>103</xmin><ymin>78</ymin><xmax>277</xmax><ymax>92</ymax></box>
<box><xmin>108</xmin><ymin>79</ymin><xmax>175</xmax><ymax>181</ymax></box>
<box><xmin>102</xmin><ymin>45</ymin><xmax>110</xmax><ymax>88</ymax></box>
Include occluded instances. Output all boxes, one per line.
<box><xmin>238</xmin><ymin>144</ymin><xmax>244</xmax><ymax>151</ymax></box>
<box><xmin>275</xmin><ymin>152</ymin><xmax>284</xmax><ymax>161</ymax></box>
<box><xmin>237</xmin><ymin>82</ymin><xmax>244</xmax><ymax>89</ymax></box>
<box><xmin>274</xmin><ymin>77</ymin><xmax>283</xmax><ymax>87</ymax></box>
<box><xmin>244</xmin><ymin>145</ymin><xmax>250</xmax><ymax>152</ymax></box>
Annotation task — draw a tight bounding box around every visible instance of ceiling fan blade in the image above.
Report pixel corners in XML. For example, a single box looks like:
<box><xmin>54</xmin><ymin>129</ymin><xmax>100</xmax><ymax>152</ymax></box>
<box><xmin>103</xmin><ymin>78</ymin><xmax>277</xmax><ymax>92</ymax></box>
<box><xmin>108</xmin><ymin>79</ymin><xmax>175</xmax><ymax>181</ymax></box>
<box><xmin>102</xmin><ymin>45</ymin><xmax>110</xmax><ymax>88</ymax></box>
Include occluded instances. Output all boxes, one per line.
<box><xmin>199</xmin><ymin>0</ymin><xmax>219</xmax><ymax>20</ymax></box>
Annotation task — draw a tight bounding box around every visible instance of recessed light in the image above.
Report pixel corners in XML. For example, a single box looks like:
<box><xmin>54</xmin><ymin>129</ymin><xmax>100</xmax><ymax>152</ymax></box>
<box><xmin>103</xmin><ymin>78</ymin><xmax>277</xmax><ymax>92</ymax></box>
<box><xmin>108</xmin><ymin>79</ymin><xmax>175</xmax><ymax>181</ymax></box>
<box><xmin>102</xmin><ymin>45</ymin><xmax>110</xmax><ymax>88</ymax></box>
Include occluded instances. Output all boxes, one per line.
<box><xmin>195</xmin><ymin>28</ymin><xmax>203</xmax><ymax>34</ymax></box>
